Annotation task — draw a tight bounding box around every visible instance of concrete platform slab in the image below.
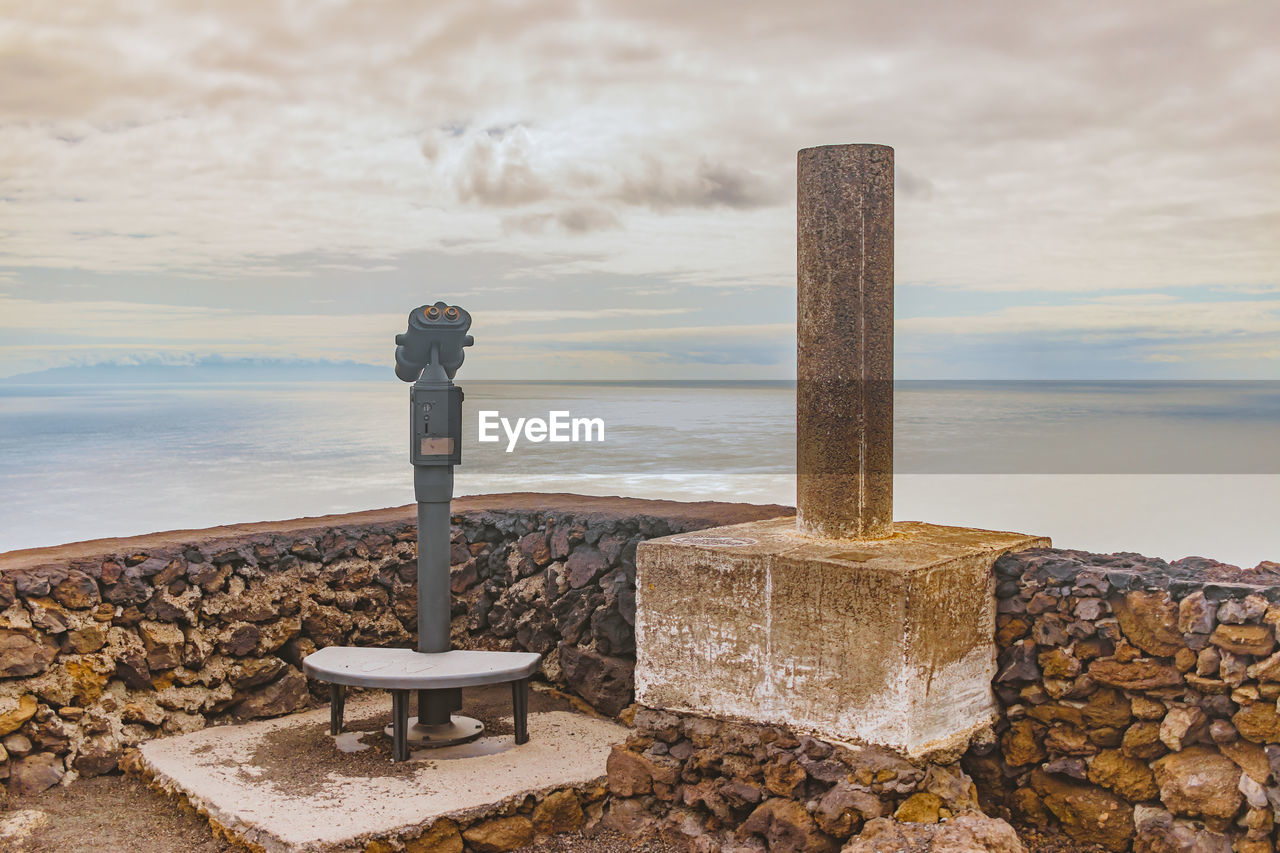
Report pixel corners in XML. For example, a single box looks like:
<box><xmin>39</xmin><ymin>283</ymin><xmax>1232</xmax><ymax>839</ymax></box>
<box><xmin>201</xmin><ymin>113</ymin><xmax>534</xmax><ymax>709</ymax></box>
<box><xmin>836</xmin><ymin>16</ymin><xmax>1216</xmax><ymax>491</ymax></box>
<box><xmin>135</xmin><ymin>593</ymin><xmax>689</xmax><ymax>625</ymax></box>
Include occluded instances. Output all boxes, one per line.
<box><xmin>636</xmin><ymin>517</ymin><xmax>1049</xmax><ymax>757</ymax></box>
<box><xmin>138</xmin><ymin>684</ymin><xmax>625</xmax><ymax>853</ymax></box>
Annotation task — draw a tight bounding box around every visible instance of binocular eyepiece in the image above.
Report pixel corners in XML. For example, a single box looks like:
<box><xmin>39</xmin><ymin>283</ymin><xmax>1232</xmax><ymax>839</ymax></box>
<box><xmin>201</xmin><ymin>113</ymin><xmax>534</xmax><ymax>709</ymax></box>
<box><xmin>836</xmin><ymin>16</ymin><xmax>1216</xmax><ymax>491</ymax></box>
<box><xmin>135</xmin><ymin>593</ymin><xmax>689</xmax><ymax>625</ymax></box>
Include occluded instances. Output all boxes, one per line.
<box><xmin>395</xmin><ymin>301</ymin><xmax>474</xmax><ymax>381</ymax></box>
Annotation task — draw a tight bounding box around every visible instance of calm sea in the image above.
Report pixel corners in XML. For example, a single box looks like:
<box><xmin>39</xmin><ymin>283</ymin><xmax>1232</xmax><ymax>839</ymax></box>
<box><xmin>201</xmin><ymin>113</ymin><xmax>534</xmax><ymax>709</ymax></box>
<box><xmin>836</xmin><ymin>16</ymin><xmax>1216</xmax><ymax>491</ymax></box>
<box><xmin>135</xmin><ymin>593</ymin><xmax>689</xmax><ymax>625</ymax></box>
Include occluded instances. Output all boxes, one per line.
<box><xmin>1</xmin><ymin>380</ymin><xmax>1276</xmax><ymax>566</ymax></box>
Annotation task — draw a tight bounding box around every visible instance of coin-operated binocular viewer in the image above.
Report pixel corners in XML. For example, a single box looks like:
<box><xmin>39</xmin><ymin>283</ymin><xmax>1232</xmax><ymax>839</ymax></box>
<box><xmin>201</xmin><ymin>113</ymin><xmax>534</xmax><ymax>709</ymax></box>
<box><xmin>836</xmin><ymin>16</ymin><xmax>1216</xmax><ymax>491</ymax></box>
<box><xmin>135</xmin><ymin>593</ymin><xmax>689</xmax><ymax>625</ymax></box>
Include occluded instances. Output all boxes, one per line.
<box><xmin>304</xmin><ymin>302</ymin><xmax>540</xmax><ymax>760</ymax></box>
<box><xmin>389</xmin><ymin>302</ymin><xmax>479</xmax><ymax>744</ymax></box>
<box><xmin>395</xmin><ymin>301</ymin><xmax>472</xmax><ymax>654</ymax></box>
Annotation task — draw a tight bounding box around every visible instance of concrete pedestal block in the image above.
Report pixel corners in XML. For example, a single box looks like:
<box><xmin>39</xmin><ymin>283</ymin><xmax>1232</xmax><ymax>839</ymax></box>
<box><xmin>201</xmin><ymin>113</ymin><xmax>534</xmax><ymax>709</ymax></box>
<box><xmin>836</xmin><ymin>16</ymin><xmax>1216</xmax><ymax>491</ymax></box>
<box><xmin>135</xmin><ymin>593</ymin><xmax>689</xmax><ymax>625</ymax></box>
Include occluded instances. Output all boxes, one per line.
<box><xmin>634</xmin><ymin>517</ymin><xmax>1049</xmax><ymax>757</ymax></box>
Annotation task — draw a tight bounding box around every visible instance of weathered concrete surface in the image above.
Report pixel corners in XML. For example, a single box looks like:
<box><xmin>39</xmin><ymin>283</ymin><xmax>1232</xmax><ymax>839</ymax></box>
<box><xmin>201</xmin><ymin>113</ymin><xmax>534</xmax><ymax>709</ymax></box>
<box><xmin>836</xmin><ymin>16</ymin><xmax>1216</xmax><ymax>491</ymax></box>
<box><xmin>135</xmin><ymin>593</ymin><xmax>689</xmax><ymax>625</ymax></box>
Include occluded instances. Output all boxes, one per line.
<box><xmin>796</xmin><ymin>144</ymin><xmax>895</xmax><ymax>540</ymax></box>
<box><xmin>138</xmin><ymin>692</ymin><xmax>625</xmax><ymax>852</ymax></box>
<box><xmin>634</xmin><ymin>517</ymin><xmax>1048</xmax><ymax>756</ymax></box>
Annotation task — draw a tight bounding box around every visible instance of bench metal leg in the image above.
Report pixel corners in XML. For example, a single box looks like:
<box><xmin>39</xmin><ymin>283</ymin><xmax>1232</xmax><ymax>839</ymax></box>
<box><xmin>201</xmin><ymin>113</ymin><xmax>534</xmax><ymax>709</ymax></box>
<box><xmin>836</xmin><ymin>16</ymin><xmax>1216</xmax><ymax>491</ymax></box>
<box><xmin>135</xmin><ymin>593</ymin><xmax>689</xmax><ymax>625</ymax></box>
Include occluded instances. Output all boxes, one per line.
<box><xmin>512</xmin><ymin>677</ymin><xmax>530</xmax><ymax>745</ymax></box>
<box><xmin>330</xmin><ymin>684</ymin><xmax>346</xmax><ymax>735</ymax></box>
<box><xmin>391</xmin><ymin>689</ymin><xmax>411</xmax><ymax>761</ymax></box>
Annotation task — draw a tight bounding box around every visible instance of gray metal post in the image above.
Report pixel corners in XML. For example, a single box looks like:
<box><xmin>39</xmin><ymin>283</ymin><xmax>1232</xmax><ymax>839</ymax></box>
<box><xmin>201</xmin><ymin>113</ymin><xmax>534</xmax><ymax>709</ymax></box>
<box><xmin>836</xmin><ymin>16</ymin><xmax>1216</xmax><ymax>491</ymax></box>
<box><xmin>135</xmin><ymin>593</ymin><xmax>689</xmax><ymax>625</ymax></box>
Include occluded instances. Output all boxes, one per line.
<box><xmin>796</xmin><ymin>144</ymin><xmax>895</xmax><ymax>540</ymax></box>
<box><xmin>414</xmin><ymin>459</ymin><xmax>456</xmax><ymax>727</ymax></box>
<box><xmin>413</xmin><ymin>463</ymin><xmax>452</xmax><ymax>653</ymax></box>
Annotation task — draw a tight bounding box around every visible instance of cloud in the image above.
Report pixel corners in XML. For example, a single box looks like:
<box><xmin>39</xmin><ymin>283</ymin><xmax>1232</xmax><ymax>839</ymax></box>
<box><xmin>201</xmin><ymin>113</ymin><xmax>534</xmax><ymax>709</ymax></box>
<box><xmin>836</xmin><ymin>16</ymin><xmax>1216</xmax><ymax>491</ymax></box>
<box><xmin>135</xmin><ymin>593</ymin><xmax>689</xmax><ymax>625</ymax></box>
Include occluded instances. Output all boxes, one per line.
<box><xmin>502</xmin><ymin>205</ymin><xmax>621</xmax><ymax>235</ymax></box>
<box><xmin>450</xmin><ymin>125</ymin><xmax>553</xmax><ymax>206</ymax></box>
<box><xmin>615</xmin><ymin>159</ymin><xmax>782</xmax><ymax>211</ymax></box>
<box><xmin>2</xmin><ymin>0</ymin><xmax>1272</xmax><ymax>292</ymax></box>
<box><xmin>897</xmin><ymin>169</ymin><xmax>935</xmax><ymax>200</ymax></box>
<box><xmin>1</xmin><ymin>0</ymin><xmax>1278</xmax><ymax>378</ymax></box>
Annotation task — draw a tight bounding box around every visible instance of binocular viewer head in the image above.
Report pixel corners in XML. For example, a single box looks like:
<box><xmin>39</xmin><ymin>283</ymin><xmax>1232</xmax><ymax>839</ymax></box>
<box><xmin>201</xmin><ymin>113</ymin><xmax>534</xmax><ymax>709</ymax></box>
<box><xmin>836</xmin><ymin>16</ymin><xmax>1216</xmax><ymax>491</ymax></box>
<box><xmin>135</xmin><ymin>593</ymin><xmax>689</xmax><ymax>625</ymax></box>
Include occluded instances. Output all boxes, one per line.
<box><xmin>395</xmin><ymin>301</ymin><xmax>474</xmax><ymax>381</ymax></box>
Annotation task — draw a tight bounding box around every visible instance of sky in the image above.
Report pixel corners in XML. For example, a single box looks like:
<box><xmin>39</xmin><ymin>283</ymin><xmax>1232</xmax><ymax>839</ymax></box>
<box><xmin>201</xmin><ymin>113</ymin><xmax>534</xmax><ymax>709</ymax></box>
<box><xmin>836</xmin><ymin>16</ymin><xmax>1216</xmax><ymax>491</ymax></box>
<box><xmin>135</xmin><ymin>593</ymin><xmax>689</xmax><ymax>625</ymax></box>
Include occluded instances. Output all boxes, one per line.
<box><xmin>1</xmin><ymin>0</ymin><xmax>1278</xmax><ymax>380</ymax></box>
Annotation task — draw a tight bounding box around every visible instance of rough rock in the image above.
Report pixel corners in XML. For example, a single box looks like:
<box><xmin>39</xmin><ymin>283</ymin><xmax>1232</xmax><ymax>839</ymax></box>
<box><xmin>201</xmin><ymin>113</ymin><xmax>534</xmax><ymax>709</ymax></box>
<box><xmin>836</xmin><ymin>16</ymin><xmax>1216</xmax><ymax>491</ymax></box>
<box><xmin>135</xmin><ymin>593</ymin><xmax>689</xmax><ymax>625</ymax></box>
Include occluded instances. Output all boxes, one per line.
<box><xmin>1132</xmin><ymin>805</ymin><xmax>1232</xmax><ymax>853</ymax></box>
<box><xmin>1089</xmin><ymin>659</ymin><xmax>1183</xmax><ymax>690</ymax></box>
<box><xmin>893</xmin><ymin>792</ymin><xmax>943</xmax><ymax>822</ymax></box>
<box><xmin>62</xmin><ymin>625</ymin><xmax>106</xmax><ymax>654</ymax></box>
<box><xmin>1234</xmin><ymin>703</ymin><xmax>1280</xmax><ymax>744</ymax></box>
<box><xmin>7</xmin><ymin>752</ymin><xmax>64</xmax><ymax>796</ymax></box>
<box><xmin>841</xmin><ymin>815</ymin><xmax>1026</xmax><ymax>853</ymax></box>
<box><xmin>0</xmin><ymin>628</ymin><xmax>58</xmax><ymax>678</ymax></box>
<box><xmin>122</xmin><ymin>698</ymin><xmax>167</xmax><ymax>727</ymax></box>
<box><xmin>606</xmin><ymin>745</ymin><xmax>653</xmax><ymax>796</ymax></box>
<box><xmin>531</xmin><ymin>790</ymin><xmax>584</xmax><ymax>834</ymax></box>
<box><xmin>1123</xmin><ymin>722</ymin><xmax>1168</xmax><ymax>760</ymax></box>
<box><xmin>1239</xmin><ymin>772</ymin><xmax>1268</xmax><ymax>809</ymax></box>
<box><xmin>0</xmin><ymin>694</ymin><xmax>38</xmax><ymax>736</ymax></box>
<box><xmin>996</xmin><ymin>639</ymin><xmax>1040</xmax><ymax>682</ymax></box>
<box><xmin>51</xmin><ymin>571</ymin><xmax>99</xmax><ymax>609</ymax></box>
<box><xmin>565</xmin><ymin>546</ymin><xmax>607</xmax><ymax>589</ymax></box>
<box><xmin>1178</xmin><ymin>592</ymin><xmax>1216</xmax><ymax>635</ymax></box>
<box><xmin>602</xmin><ymin>798</ymin><xmax>659</xmax><ymax>836</ymax></box>
<box><xmin>1218</xmin><ymin>595</ymin><xmax>1268</xmax><ymax>624</ymax></box>
<box><xmin>461</xmin><ymin>816</ymin><xmax>534</xmax><ymax>853</ymax></box>
<box><xmin>1114</xmin><ymin>590</ymin><xmax>1183</xmax><ymax>656</ymax></box>
<box><xmin>231</xmin><ymin>656</ymin><xmax>288</xmax><ymax>690</ymax></box>
<box><xmin>815</xmin><ymin>782</ymin><xmax>883</xmax><ymax>836</ymax></box>
<box><xmin>1160</xmin><ymin>706</ymin><xmax>1206</xmax><ymax>752</ymax></box>
<box><xmin>1082</xmin><ymin>689</ymin><xmax>1132</xmax><ymax>729</ymax></box>
<box><xmin>559</xmin><ymin>644</ymin><xmax>632</xmax><ymax>716</ymax></box>
<box><xmin>71</xmin><ymin>735</ymin><xmax>121</xmax><ymax>776</ymax></box>
<box><xmin>922</xmin><ymin>763</ymin><xmax>980</xmax><ymax>812</ymax></box>
<box><xmin>1132</xmin><ymin>696</ymin><xmax>1166</xmax><ymax>721</ymax></box>
<box><xmin>138</xmin><ymin>620</ymin><xmax>185</xmax><ymax>670</ymax></box>
<box><xmin>219</xmin><ymin>622</ymin><xmax>262</xmax><ymax>656</ymax></box>
<box><xmin>404</xmin><ymin>818</ymin><xmax>463</xmax><ymax>853</ymax></box>
<box><xmin>517</xmin><ymin>532</ymin><xmax>552</xmax><ymax>568</ymax></box>
<box><xmin>27</xmin><ymin>598</ymin><xmax>70</xmax><ymax>633</ymax></box>
<box><xmin>765</xmin><ymin>758</ymin><xmax>807</xmax><ymax>797</ymax></box>
<box><xmin>1044</xmin><ymin>723</ymin><xmax>1094</xmax><ymax>756</ymax></box>
<box><xmin>4</xmin><ymin>733</ymin><xmax>33</xmax><ymax>759</ymax></box>
<box><xmin>1088</xmin><ymin>749</ymin><xmax>1159</xmax><ymax>801</ymax></box>
<box><xmin>1210</xmin><ymin>624</ymin><xmax>1276</xmax><ymax>657</ymax></box>
<box><xmin>230</xmin><ymin>669</ymin><xmax>307</xmax><ymax>719</ymax></box>
<box><xmin>1152</xmin><ymin>745</ymin><xmax>1243</xmax><ymax>819</ymax></box>
<box><xmin>1209</xmin><ymin>719</ymin><xmax>1238</xmax><ymax>745</ymax></box>
<box><xmin>1043</xmin><ymin>757</ymin><xmax>1088</xmax><ymax>780</ymax></box>
<box><xmin>1248</xmin><ymin>651</ymin><xmax>1280</xmax><ymax>683</ymax></box>
<box><xmin>1220</xmin><ymin>738</ymin><xmax>1270</xmax><ymax>784</ymax></box>
<box><xmin>1031</xmin><ymin>769</ymin><xmax>1135</xmax><ymax>852</ymax></box>
<box><xmin>740</xmin><ymin>798</ymin><xmax>837</xmax><ymax>853</ymax></box>
<box><xmin>1001</xmin><ymin>719</ymin><xmax>1046</xmax><ymax>767</ymax></box>
<box><xmin>1038</xmin><ymin>648</ymin><xmax>1081</xmax><ymax>679</ymax></box>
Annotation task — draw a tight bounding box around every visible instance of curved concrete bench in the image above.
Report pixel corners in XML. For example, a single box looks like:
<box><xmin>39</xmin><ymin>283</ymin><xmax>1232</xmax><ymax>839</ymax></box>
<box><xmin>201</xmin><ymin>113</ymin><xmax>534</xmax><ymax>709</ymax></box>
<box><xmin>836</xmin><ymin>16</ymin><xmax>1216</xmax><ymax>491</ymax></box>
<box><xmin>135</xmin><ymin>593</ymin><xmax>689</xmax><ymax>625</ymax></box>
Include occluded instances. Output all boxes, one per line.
<box><xmin>304</xmin><ymin>646</ymin><xmax>542</xmax><ymax>760</ymax></box>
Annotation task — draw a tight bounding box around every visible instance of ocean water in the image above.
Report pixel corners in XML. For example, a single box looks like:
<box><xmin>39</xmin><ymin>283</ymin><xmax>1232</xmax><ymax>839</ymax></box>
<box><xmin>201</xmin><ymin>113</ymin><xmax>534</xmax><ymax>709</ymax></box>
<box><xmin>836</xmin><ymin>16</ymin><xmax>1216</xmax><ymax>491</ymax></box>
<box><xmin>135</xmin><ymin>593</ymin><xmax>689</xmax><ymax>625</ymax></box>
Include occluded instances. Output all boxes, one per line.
<box><xmin>0</xmin><ymin>380</ymin><xmax>1276</xmax><ymax>567</ymax></box>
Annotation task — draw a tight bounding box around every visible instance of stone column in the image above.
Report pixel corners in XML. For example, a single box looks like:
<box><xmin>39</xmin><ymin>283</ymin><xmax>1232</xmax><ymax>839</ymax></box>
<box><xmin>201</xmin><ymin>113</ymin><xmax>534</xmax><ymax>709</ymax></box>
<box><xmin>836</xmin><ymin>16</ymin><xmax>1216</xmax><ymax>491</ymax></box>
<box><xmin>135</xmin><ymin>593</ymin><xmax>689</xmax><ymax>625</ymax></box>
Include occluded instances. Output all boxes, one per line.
<box><xmin>796</xmin><ymin>144</ymin><xmax>894</xmax><ymax>540</ymax></box>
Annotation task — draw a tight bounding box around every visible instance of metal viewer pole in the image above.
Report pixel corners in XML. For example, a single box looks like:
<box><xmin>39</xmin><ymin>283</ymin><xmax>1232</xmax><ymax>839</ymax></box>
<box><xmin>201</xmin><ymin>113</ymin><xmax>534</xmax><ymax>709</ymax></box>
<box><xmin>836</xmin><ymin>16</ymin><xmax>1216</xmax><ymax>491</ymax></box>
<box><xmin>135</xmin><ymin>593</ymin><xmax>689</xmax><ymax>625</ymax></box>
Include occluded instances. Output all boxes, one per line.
<box><xmin>392</xmin><ymin>301</ymin><xmax>478</xmax><ymax>742</ymax></box>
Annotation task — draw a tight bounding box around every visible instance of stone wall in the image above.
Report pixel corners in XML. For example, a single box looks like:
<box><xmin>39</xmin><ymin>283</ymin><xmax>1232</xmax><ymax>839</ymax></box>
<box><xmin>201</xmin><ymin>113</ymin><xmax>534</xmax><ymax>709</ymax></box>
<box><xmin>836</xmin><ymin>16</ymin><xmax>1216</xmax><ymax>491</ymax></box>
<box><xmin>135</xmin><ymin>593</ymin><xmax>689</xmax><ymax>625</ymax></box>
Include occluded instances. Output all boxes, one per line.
<box><xmin>0</xmin><ymin>494</ymin><xmax>786</xmax><ymax>800</ymax></box>
<box><xmin>9</xmin><ymin>496</ymin><xmax>1280</xmax><ymax>853</ymax></box>
<box><xmin>604</xmin><ymin>706</ymin><xmax>1024</xmax><ymax>853</ymax></box>
<box><xmin>969</xmin><ymin>548</ymin><xmax>1280</xmax><ymax>852</ymax></box>
<box><xmin>609</xmin><ymin>543</ymin><xmax>1280</xmax><ymax>853</ymax></box>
